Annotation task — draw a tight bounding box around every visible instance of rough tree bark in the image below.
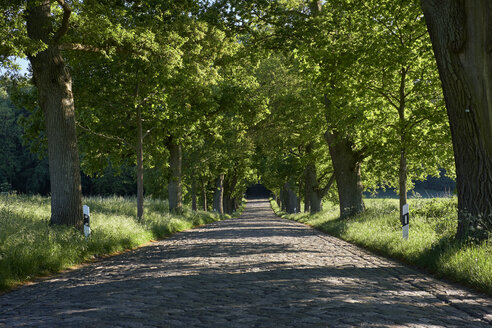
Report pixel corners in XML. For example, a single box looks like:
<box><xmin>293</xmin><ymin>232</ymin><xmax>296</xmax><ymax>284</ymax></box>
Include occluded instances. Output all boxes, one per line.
<box><xmin>297</xmin><ymin>176</ymin><xmax>302</xmax><ymax>213</ymax></box>
<box><xmin>136</xmin><ymin>102</ymin><xmax>144</xmax><ymax>221</ymax></box>
<box><xmin>202</xmin><ymin>180</ymin><xmax>208</xmax><ymax>211</ymax></box>
<box><xmin>281</xmin><ymin>188</ymin><xmax>287</xmax><ymax>211</ymax></box>
<box><xmin>191</xmin><ymin>173</ymin><xmax>197</xmax><ymax>212</ymax></box>
<box><xmin>168</xmin><ymin>138</ymin><xmax>182</xmax><ymax>213</ymax></box>
<box><xmin>26</xmin><ymin>0</ymin><xmax>83</xmax><ymax>229</ymax></box>
<box><xmin>304</xmin><ymin>143</ymin><xmax>315</xmax><ymax>213</ymax></box>
<box><xmin>223</xmin><ymin>194</ymin><xmax>235</xmax><ymax>214</ymax></box>
<box><xmin>304</xmin><ymin>165</ymin><xmax>313</xmax><ymax>213</ymax></box>
<box><xmin>213</xmin><ymin>174</ymin><xmax>224</xmax><ymax>214</ymax></box>
<box><xmin>399</xmin><ymin>147</ymin><xmax>407</xmax><ymax>219</ymax></box>
<box><xmin>304</xmin><ymin>163</ymin><xmax>335</xmax><ymax>214</ymax></box>
<box><xmin>421</xmin><ymin>0</ymin><xmax>492</xmax><ymax>238</ymax></box>
<box><xmin>397</xmin><ymin>67</ymin><xmax>408</xmax><ymax>220</ymax></box>
<box><xmin>324</xmin><ymin>130</ymin><xmax>365</xmax><ymax>218</ymax></box>
<box><xmin>304</xmin><ymin>164</ymin><xmax>318</xmax><ymax>212</ymax></box>
<box><xmin>276</xmin><ymin>190</ymin><xmax>283</xmax><ymax>210</ymax></box>
<box><xmin>282</xmin><ymin>182</ymin><xmax>298</xmax><ymax>214</ymax></box>
<box><xmin>281</xmin><ymin>186</ymin><xmax>287</xmax><ymax>211</ymax></box>
<box><xmin>223</xmin><ymin>175</ymin><xmax>237</xmax><ymax>214</ymax></box>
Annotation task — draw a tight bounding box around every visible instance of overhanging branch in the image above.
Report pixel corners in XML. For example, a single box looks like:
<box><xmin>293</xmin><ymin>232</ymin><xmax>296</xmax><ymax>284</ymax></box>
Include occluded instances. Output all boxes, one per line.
<box><xmin>319</xmin><ymin>173</ymin><xmax>335</xmax><ymax>198</ymax></box>
<box><xmin>76</xmin><ymin>122</ymin><xmax>135</xmax><ymax>151</ymax></box>
<box><xmin>58</xmin><ymin>43</ymin><xmax>101</xmax><ymax>52</ymax></box>
<box><xmin>143</xmin><ymin>126</ymin><xmax>156</xmax><ymax>139</ymax></box>
<box><xmin>366</xmin><ymin>85</ymin><xmax>399</xmax><ymax>111</ymax></box>
<box><xmin>53</xmin><ymin>0</ymin><xmax>72</xmax><ymax>44</ymax></box>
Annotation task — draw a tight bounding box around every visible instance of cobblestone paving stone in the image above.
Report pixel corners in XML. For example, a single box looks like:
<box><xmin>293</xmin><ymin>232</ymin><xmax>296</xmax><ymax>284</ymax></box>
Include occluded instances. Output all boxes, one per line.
<box><xmin>0</xmin><ymin>199</ymin><xmax>491</xmax><ymax>327</ymax></box>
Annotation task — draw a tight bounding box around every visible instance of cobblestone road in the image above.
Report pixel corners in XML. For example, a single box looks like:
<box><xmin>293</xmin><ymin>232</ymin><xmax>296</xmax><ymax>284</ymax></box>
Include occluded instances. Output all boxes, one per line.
<box><xmin>0</xmin><ymin>199</ymin><xmax>491</xmax><ymax>327</ymax></box>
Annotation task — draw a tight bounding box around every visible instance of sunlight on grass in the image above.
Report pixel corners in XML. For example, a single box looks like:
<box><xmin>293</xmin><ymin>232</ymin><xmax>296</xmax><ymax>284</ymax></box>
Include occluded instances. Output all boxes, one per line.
<box><xmin>271</xmin><ymin>197</ymin><xmax>492</xmax><ymax>295</ymax></box>
<box><xmin>0</xmin><ymin>194</ymin><xmax>237</xmax><ymax>291</ymax></box>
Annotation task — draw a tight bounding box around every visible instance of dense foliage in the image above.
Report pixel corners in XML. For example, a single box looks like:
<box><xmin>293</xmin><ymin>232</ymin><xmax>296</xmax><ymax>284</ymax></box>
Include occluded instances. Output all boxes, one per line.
<box><xmin>1</xmin><ymin>0</ymin><xmax>490</xmax><ymax>239</ymax></box>
<box><xmin>0</xmin><ymin>83</ymin><xmax>49</xmax><ymax>194</ymax></box>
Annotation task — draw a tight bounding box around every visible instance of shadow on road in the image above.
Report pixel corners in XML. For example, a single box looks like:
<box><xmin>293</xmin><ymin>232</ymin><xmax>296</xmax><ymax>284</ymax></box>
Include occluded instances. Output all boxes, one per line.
<box><xmin>0</xmin><ymin>198</ymin><xmax>490</xmax><ymax>327</ymax></box>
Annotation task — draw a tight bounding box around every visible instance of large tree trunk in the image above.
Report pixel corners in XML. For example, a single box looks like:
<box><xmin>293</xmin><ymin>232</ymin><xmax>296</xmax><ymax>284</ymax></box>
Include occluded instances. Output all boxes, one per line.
<box><xmin>223</xmin><ymin>195</ymin><xmax>235</xmax><ymax>214</ymax></box>
<box><xmin>281</xmin><ymin>184</ymin><xmax>289</xmax><ymax>212</ymax></box>
<box><xmin>275</xmin><ymin>191</ymin><xmax>282</xmax><ymax>210</ymax></box>
<box><xmin>191</xmin><ymin>173</ymin><xmax>197</xmax><ymax>212</ymax></box>
<box><xmin>324</xmin><ymin>131</ymin><xmax>365</xmax><ymax>218</ymax></box>
<box><xmin>421</xmin><ymin>0</ymin><xmax>492</xmax><ymax>238</ymax></box>
<box><xmin>223</xmin><ymin>176</ymin><xmax>237</xmax><ymax>214</ymax></box>
<box><xmin>309</xmin><ymin>0</ymin><xmax>322</xmax><ymax>16</ymax></box>
<box><xmin>297</xmin><ymin>176</ymin><xmax>302</xmax><ymax>212</ymax></box>
<box><xmin>310</xmin><ymin>191</ymin><xmax>322</xmax><ymax>213</ymax></box>
<box><xmin>202</xmin><ymin>180</ymin><xmax>208</xmax><ymax>211</ymax></box>
<box><xmin>304</xmin><ymin>162</ymin><xmax>335</xmax><ymax>214</ymax></box>
<box><xmin>223</xmin><ymin>191</ymin><xmax>232</xmax><ymax>214</ymax></box>
<box><xmin>283</xmin><ymin>182</ymin><xmax>298</xmax><ymax>214</ymax></box>
<box><xmin>304</xmin><ymin>165</ymin><xmax>312</xmax><ymax>213</ymax></box>
<box><xmin>304</xmin><ymin>164</ymin><xmax>319</xmax><ymax>213</ymax></box>
<box><xmin>136</xmin><ymin>104</ymin><xmax>144</xmax><ymax>221</ymax></box>
<box><xmin>289</xmin><ymin>183</ymin><xmax>299</xmax><ymax>213</ymax></box>
<box><xmin>213</xmin><ymin>174</ymin><xmax>224</xmax><ymax>214</ymax></box>
<box><xmin>399</xmin><ymin>148</ymin><xmax>407</xmax><ymax>219</ymax></box>
<box><xmin>26</xmin><ymin>1</ymin><xmax>83</xmax><ymax>229</ymax></box>
<box><xmin>168</xmin><ymin>139</ymin><xmax>182</xmax><ymax>213</ymax></box>
<box><xmin>279</xmin><ymin>187</ymin><xmax>286</xmax><ymax>211</ymax></box>
<box><xmin>398</xmin><ymin>68</ymin><xmax>408</xmax><ymax>219</ymax></box>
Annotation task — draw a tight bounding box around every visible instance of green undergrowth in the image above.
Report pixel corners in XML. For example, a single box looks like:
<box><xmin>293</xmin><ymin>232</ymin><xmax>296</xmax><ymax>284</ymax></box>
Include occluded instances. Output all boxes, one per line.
<box><xmin>0</xmin><ymin>194</ymin><xmax>241</xmax><ymax>292</ymax></box>
<box><xmin>271</xmin><ymin>197</ymin><xmax>492</xmax><ymax>296</ymax></box>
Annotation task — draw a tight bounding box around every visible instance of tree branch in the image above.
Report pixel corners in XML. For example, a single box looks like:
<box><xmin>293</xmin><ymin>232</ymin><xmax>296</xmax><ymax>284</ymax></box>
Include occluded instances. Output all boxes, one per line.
<box><xmin>406</xmin><ymin>117</ymin><xmax>428</xmax><ymax>131</ymax></box>
<box><xmin>392</xmin><ymin>9</ymin><xmax>405</xmax><ymax>46</ymax></box>
<box><xmin>143</xmin><ymin>126</ymin><xmax>156</xmax><ymax>139</ymax></box>
<box><xmin>317</xmin><ymin>169</ymin><xmax>329</xmax><ymax>183</ymax></box>
<box><xmin>361</xmin><ymin>2</ymin><xmax>400</xmax><ymax>42</ymax></box>
<box><xmin>366</xmin><ymin>85</ymin><xmax>399</xmax><ymax>111</ymax></box>
<box><xmin>289</xmin><ymin>149</ymin><xmax>302</xmax><ymax>158</ymax></box>
<box><xmin>53</xmin><ymin>0</ymin><xmax>72</xmax><ymax>45</ymax></box>
<box><xmin>357</xmin><ymin>145</ymin><xmax>369</xmax><ymax>161</ymax></box>
<box><xmin>76</xmin><ymin>122</ymin><xmax>135</xmax><ymax>150</ymax></box>
<box><xmin>58</xmin><ymin>43</ymin><xmax>101</xmax><ymax>52</ymax></box>
<box><xmin>58</xmin><ymin>43</ymin><xmax>138</xmax><ymax>55</ymax></box>
<box><xmin>319</xmin><ymin>173</ymin><xmax>335</xmax><ymax>198</ymax></box>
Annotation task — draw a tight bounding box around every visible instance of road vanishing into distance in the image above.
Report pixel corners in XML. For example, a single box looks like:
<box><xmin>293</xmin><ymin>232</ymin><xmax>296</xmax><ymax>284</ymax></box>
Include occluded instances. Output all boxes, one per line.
<box><xmin>0</xmin><ymin>199</ymin><xmax>491</xmax><ymax>327</ymax></box>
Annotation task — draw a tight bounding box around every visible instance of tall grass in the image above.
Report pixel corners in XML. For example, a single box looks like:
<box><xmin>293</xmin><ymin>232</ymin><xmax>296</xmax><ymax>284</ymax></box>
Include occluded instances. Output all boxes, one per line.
<box><xmin>271</xmin><ymin>197</ymin><xmax>492</xmax><ymax>295</ymax></box>
<box><xmin>0</xmin><ymin>194</ymin><xmax>238</xmax><ymax>291</ymax></box>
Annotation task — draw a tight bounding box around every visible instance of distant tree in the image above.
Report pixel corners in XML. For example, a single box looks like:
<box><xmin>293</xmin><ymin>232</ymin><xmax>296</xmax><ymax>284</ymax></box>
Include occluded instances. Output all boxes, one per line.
<box><xmin>253</xmin><ymin>54</ymin><xmax>334</xmax><ymax>214</ymax></box>
<box><xmin>81</xmin><ymin>164</ymin><xmax>137</xmax><ymax>197</ymax></box>
<box><xmin>0</xmin><ymin>78</ymin><xmax>50</xmax><ymax>195</ymax></box>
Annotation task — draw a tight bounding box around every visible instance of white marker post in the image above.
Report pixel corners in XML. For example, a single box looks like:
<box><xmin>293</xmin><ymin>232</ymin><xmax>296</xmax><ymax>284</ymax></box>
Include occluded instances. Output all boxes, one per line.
<box><xmin>83</xmin><ymin>205</ymin><xmax>91</xmax><ymax>239</ymax></box>
<box><xmin>401</xmin><ymin>204</ymin><xmax>409</xmax><ymax>240</ymax></box>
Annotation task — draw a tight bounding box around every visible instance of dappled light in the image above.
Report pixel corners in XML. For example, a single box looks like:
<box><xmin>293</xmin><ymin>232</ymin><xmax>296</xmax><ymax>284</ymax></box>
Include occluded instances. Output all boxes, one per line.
<box><xmin>1</xmin><ymin>0</ymin><xmax>492</xmax><ymax>326</ymax></box>
<box><xmin>1</xmin><ymin>200</ymin><xmax>490</xmax><ymax>326</ymax></box>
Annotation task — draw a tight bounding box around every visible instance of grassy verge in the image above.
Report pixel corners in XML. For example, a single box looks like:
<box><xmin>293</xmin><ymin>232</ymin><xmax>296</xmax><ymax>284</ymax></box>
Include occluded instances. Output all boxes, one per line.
<box><xmin>0</xmin><ymin>194</ymin><xmax>242</xmax><ymax>292</ymax></box>
<box><xmin>271</xmin><ymin>197</ymin><xmax>492</xmax><ymax>296</ymax></box>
